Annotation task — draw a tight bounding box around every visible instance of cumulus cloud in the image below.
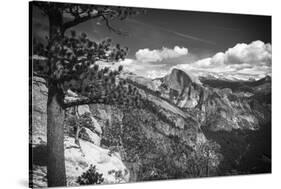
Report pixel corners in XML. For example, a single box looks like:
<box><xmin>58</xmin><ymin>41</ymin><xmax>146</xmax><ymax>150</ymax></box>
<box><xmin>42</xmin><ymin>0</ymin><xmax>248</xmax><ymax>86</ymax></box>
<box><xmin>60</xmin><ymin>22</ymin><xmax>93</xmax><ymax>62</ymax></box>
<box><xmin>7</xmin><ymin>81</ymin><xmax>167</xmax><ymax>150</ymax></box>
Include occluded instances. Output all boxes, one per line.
<box><xmin>118</xmin><ymin>58</ymin><xmax>168</xmax><ymax>78</ymax></box>
<box><xmin>135</xmin><ymin>46</ymin><xmax>188</xmax><ymax>63</ymax></box>
<box><xmin>197</xmin><ymin>40</ymin><xmax>271</xmax><ymax>67</ymax></box>
<box><xmin>115</xmin><ymin>46</ymin><xmax>189</xmax><ymax>78</ymax></box>
<box><xmin>223</xmin><ymin>40</ymin><xmax>271</xmax><ymax>65</ymax></box>
<box><xmin>174</xmin><ymin>40</ymin><xmax>272</xmax><ymax>80</ymax></box>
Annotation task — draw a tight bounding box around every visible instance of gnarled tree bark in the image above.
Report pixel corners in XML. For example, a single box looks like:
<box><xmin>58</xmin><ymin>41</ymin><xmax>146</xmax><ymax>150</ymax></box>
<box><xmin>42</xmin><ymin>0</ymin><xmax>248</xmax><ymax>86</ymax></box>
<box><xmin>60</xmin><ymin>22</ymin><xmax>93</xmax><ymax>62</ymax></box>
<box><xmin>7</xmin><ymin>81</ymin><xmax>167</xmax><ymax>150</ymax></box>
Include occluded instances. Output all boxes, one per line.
<box><xmin>46</xmin><ymin>84</ymin><xmax>66</xmax><ymax>187</ymax></box>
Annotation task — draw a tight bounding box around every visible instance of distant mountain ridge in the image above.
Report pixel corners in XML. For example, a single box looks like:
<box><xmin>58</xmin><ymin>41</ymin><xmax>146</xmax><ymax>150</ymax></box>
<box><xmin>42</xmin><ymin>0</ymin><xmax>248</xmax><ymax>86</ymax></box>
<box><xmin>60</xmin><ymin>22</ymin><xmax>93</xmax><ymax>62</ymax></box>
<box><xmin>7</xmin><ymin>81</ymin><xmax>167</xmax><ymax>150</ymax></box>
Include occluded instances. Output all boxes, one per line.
<box><xmin>122</xmin><ymin>68</ymin><xmax>271</xmax><ymax>130</ymax></box>
<box><xmin>198</xmin><ymin>72</ymin><xmax>271</xmax><ymax>82</ymax></box>
<box><xmin>199</xmin><ymin>74</ymin><xmax>271</xmax><ymax>93</ymax></box>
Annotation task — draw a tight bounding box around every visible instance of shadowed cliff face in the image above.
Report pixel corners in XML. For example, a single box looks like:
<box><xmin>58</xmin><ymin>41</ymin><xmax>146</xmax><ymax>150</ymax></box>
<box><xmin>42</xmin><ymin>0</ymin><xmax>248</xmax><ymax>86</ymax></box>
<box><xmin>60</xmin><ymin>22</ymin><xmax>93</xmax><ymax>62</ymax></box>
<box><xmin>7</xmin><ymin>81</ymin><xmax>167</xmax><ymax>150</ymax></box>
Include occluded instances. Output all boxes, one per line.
<box><xmin>163</xmin><ymin>69</ymin><xmax>193</xmax><ymax>95</ymax></box>
<box><xmin>198</xmin><ymin>75</ymin><xmax>271</xmax><ymax>175</ymax></box>
<box><xmin>88</xmin><ymin>87</ymin><xmax>220</xmax><ymax>181</ymax></box>
<box><xmin>156</xmin><ymin>69</ymin><xmax>203</xmax><ymax>109</ymax></box>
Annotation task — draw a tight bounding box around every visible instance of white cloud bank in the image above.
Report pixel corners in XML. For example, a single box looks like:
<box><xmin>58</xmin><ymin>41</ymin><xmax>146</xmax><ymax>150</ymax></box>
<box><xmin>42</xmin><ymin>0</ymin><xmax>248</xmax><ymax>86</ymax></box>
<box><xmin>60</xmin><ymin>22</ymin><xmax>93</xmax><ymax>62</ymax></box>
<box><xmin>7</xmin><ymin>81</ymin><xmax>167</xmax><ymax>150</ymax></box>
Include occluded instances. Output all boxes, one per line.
<box><xmin>118</xmin><ymin>41</ymin><xmax>271</xmax><ymax>80</ymax></box>
<box><xmin>174</xmin><ymin>40</ymin><xmax>272</xmax><ymax>80</ymax></box>
<box><xmin>119</xmin><ymin>58</ymin><xmax>168</xmax><ymax>78</ymax></box>
<box><xmin>135</xmin><ymin>46</ymin><xmax>188</xmax><ymax>63</ymax></box>
<box><xmin>195</xmin><ymin>40</ymin><xmax>271</xmax><ymax>67</ymax></box>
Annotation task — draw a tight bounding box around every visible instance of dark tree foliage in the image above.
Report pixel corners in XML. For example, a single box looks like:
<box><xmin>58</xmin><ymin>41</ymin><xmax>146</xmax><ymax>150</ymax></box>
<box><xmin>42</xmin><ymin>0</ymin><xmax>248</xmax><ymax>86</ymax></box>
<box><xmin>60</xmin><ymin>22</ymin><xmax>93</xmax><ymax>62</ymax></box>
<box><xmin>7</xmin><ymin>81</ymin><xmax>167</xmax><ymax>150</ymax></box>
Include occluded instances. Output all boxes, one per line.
<box><xmin>33</xmin><ymin>1</ymin><xmax>144</xmax><ymax>38</ymax></box>
<box><xmin>34</xmin><ymin>31</ymin><xmax>127</xmax><ymax>98</ymax></box>
<box><xmin>77</xmin><ymin>165</ymin><xmax>104</xmax><ymax>185</ymax></box>
<box><xmin>33</xmin><ymin>30</ymin><xmax>143</xmax><ymax>108</ymax></box>
<box><xmin>32</xmin><ymin>1</ymin><xmax>144</xmax><ymax>105</ymax></box>
<box><xmin>139</xmin><ymin>139</ymin><xmax>222</xmax><ymax>181</ymax></box>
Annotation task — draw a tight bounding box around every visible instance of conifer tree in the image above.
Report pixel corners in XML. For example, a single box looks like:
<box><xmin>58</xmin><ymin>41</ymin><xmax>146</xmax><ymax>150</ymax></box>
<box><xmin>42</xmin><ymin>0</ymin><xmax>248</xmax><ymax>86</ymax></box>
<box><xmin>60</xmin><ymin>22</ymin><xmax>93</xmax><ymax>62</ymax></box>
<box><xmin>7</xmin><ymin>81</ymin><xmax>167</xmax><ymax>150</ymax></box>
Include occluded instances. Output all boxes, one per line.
<box><xmin>31</xmin><ymin>2</ymin><xmax>142</xmax><ymax>186</ymax></box>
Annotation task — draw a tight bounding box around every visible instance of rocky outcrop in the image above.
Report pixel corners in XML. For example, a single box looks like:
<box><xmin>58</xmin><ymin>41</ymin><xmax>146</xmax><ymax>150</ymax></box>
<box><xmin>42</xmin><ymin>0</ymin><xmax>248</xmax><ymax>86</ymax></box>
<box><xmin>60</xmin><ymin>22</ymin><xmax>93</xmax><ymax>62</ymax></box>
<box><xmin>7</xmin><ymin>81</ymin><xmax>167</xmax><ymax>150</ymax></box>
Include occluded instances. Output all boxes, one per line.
<box><xmin>31</xmin><ymin>77</ymin><xmax>48</xmax><ymax>145</ymax></box>
<box><xmin>31</xmin><ymin>136</ymin><xmax>129</xmax><ymax>188</ymax></box>
<box><xmin>64</xmin><ymin>137</ymin><xmax>129</xmax><ymax>186</ymax></box>
<box><xmin>30</xmin><ymin>77</ymin><xmax>129</xmax><ymax>187</ymax></box>
<box><xmin>158</xmin><ymin>69</ymin><xmax>203</xmax><ymax>109</ymax></box>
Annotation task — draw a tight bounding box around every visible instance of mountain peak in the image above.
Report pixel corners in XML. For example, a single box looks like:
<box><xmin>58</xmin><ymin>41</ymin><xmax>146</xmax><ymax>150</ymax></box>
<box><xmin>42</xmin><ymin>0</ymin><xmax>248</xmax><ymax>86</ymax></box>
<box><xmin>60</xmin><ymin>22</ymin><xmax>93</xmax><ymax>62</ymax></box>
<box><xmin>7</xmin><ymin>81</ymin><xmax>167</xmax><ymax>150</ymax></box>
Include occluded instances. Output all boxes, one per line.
<box><xmin>264</xmin><ymin>75</ymin><xmax>272</xmax><ymax>81</ymax></box>
<box><xmin>165</xmin><ymin>68</ymin><xmax>193</xmax><ymax>90</ymax></box>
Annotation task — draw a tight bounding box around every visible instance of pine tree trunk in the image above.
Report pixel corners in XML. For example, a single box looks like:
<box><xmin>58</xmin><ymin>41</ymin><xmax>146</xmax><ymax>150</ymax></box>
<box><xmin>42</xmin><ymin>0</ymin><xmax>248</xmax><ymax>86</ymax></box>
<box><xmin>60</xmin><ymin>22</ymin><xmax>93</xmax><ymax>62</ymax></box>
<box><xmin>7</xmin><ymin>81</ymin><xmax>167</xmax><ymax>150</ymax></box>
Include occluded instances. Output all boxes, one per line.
<box><xmin>48</xmin><ymin>9</ymin><xmax>64</xmax><ymax>40</ymax></box>
<box><xmin>47</xmin><ymin>85</ymin><xmax>66</xmax><ymax>187</ymax></box>
<box><xmin>46</xmin><ymin>9</ymin><xmax>67</xmax><ymax>187</ymax></box>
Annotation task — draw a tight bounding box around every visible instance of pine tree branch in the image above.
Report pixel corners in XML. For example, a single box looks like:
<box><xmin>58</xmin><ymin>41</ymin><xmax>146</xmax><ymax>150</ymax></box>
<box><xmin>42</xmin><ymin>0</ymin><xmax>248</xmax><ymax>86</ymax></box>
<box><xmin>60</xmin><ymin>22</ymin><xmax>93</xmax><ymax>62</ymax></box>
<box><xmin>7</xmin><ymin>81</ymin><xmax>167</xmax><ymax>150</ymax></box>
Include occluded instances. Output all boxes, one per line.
<box><xmin>63</xmin><ymin>95</ymin><xmax>112</xmax><ymax>109</ymax></box>
<box><xmin>33</xmin><ymin>72</ymin><xmax>50</xmax><ymax>80</ymax></box>
<box><xmin>62</xmin><ymin>13</ymin><xmax>101</xmax><ymax>32</ymax></box>
<box><xmin>101</xmin><ymin>15</ymin><xmax>128</xmax><ymax>36</ymax></box>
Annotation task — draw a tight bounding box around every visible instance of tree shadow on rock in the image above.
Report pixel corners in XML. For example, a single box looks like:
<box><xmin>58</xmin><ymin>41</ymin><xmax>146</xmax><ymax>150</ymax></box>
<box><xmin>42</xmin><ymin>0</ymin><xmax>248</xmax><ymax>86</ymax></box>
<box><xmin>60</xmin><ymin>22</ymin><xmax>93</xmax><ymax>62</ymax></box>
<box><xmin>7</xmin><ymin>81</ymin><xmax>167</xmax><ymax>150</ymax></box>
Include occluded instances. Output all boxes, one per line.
<box><xmin>31</xmin><ymin>144</ymin><xmax>47</xmax><ymax>166</ymax></box>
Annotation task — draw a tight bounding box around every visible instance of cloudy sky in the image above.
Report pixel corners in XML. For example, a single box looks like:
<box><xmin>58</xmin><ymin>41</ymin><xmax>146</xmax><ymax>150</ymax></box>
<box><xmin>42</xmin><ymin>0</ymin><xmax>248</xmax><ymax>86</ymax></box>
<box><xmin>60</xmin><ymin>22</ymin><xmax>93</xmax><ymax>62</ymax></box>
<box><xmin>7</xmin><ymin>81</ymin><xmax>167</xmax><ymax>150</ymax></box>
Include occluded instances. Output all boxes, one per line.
<box><xmin>32</xmin><ymin>4</ymin><xmax>271</xmax><ymax>80</ymax></box>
